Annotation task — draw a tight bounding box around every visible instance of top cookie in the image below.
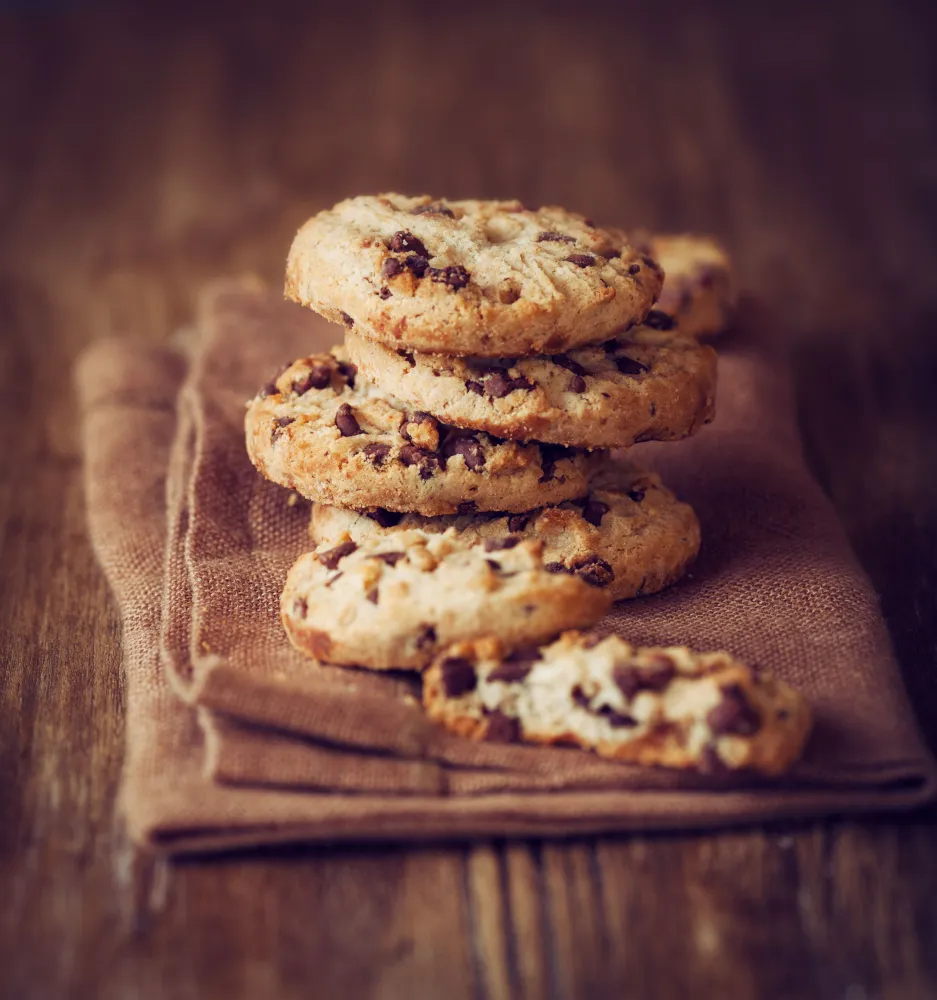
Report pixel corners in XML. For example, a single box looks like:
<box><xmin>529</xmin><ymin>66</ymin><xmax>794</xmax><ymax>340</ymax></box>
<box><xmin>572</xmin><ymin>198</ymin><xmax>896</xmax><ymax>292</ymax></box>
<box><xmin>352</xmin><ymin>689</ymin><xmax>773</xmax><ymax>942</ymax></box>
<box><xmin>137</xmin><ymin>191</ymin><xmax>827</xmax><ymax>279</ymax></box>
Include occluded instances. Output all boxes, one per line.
<box><xmin>285</xmin><ymin>194</ymin><xmax>664</xmax><ymax>357</ymax></box>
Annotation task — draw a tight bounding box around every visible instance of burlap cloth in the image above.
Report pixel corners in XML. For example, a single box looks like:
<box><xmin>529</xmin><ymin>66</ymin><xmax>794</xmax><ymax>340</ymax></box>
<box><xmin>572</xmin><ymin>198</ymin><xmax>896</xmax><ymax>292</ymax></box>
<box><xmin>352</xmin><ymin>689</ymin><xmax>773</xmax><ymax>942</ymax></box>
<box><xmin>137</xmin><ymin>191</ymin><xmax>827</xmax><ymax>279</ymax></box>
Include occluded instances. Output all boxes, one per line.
<box><xmin>76</xmin><ymin>278</ymin><xmax>936</xmax><ymax>854</ymax></box>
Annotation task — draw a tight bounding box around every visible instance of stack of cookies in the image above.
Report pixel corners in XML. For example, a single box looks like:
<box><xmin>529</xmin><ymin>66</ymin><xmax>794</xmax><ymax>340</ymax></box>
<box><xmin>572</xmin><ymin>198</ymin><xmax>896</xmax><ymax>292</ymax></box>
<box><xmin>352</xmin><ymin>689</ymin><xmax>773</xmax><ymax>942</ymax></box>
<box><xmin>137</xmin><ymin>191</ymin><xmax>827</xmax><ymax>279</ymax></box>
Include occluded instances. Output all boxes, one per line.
<box><xmin>244</xmin><ymin>195</ymin><xmax>812</xmax><ymax>776</ymax></box>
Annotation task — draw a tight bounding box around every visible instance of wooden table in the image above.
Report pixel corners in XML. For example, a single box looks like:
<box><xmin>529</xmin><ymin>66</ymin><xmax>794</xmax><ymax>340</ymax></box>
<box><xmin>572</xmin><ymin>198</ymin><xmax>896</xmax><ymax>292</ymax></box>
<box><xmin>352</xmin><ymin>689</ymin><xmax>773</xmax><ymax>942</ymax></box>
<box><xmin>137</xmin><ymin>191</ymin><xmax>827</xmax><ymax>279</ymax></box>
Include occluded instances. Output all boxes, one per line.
<box><xmin>3</xmin><ymin>1</ymin><xmax>937</xmax><ymax>996</ymax></box>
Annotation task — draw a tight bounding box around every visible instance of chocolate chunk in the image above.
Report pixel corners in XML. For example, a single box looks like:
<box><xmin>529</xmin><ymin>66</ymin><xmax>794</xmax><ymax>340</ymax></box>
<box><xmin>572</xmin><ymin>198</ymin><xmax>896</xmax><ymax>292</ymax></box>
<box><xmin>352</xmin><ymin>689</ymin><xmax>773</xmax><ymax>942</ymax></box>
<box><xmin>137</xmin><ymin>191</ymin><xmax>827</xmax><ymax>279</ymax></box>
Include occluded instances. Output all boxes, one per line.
<box><xmin>399</xmin><ymin>444</ymin><xmax>441</xmax><ymax>480</ymax></box>
<box><xmin>440</xmin><ymin>656</ymin><xmax>476</xmax><ymax>696</ymax></box>
<box><xmin>292</xmin><ymin>597</ymin><xmax>308</xmax><ymax>618</ymax></box>
<box><xmin>568</xmin><ymin>374</ymin><xmax>587</xmax><ymax>393</ymax></box>
<box><xmin>366</xmin><ymin>587</ymin><xmax>379</xmax><ymax>604</ymax></box>
<box><xmin>335</xmin><ymin>402</ymin><xmax>362</xmax><ymax>437</ymax></box>
<box><xmin>339</xmin><ymin>311</ymin><xmax>354</xmax><ymax>328</ymax></box>
<box><xmin>567</xmin><ymin>253</ymin><xmax>595</xmax><ymax>268</ymax></box>
<box><xmin>571</xmin><ymin>555</ymin><xmax>614</xmax><ymax>588</ymax></box>
<box><xmin>457</xmin><ymin>501</ymin><xmax>478</xmax><ymax>515</ymax></box>
<box><xmin>405</xmin><ymin>254</ymin><xmax>430</xmax><ymax>278</ymax></box>
<box><xmin>317</xmin><ymin>540</ymin><xmax>358</xmax><ymax>570</ymax></box>
<box><xmin>643</xmin><ymin>309</ymin><xmax>675</xmax><ymax>330</ymax></box>
<box><xmin>484</xmin><ymin>536</ymin><xmax>521</xmax><ymax>552</ymax></box>
<box><xmin>379</xmin><ymin>286</ymin><xmax>392</xmax><ymax>299</ymax></box>
<box><xmin>412</xmin><ymin>202</ymin><xmax>455</xmax><ymax>218</ymax></box>
<box><xmin>571</xmin><ymin>685</ymin><xmax>591</xmax><ymax>708</ymax></box>
<box><xmin>628</xmin><ymin>487</ymin><xmax>646</xmax><ymax>503</ymax></box>
<box><xmin>598</xmin><ymin>705</ymin><xmax>638</xmax><ymax>728</ymax></box>
<box><xmin>465</xmin><ymin>379</ymin><xmax>485</xmax><ymax>395</ymax></box>
<box><xmin>362</xmin><ymin>442</ymin><xmax>391</xmax><ymax>466</ymax></box>
<box><xmin>381</xmin><ymin>257</ymin><xmax>402</xmax><ymax>279</ymax></box>
<box><xmin>580</xmin><ymin>496</ymin><xmax>609</xmax><ymax>527</ymax></box>
<box><xmin>292</xmin><ymin>363</ymin><xmax>332</xmax><ymax>394</ymax></box>
<box><xmin>366</xmin><ymin>507</ymin><xmax>401</xmax><ymax>527</ymax></box>
<box><xmin>628</xmin><ymin>263</ymin><xmax>641</xmax><ymax>275</ymax></box>
<box><xmin>538</xmin><ymin>444</ymin><xmax>571</xmax><ymax>483</ymax></box>
<box><xmin>551</xmin><ymin>354</ymin><xmax>587</xmax><ymax>377</ymax></box>
<box><xmin>615</xmin><ymin>355</ymin><xmax>649</xmax><ymax>376</ymax></box>
<box><xmin>415</xmin><ymin>624</ymin><xmax>437</xmax><ymax>651</ymax></box>
<box><xmin>483</xmin><ymin>709</ymin><xmax>521</xmax><ymax>743</ymax></box>
<box><xmin>507</xmin><ymin>514</ymin><xmax>529</xmax><ymax>532</ymax></box>
<box><xmin>537</xmin><ymin>231</ymin><xmax>575</xmax><ymax>243</ymax></box>
<box><xmin>373</xmin><ymin>551</ymin><xmax>406</xmax><ymax>566</ymax></box>
<box><xmin>430</xmin><ymin>264</ymin><xmax>471</xmax><ymax>290</ymax></box>
<box><xmin>613</xmin><ymin>661</ymin><xmax>676</xmax><ymax>701</ymax></box>
<box><xmin>336</xmin><ymin>361</ymin><xmax>357</xmax><ymax>387</ymax></box>
<box><xmin>389</xmin><ymin>231</ymin><xmax>428</xmax><ymax>256</ymax></box>
<box><xmin>484</xmin><ymin>372</ymin><xmax>535</xmax><ymax>398</ymax></box>
<box><xmin>442</xmin><ymin>431</ymin><xmax>485</xmax><ymax>471</ymax></box>
<box><xmin>706</xmin><ymin>685</ymin><xmax>761</xmax><ymax>736</ymax></box>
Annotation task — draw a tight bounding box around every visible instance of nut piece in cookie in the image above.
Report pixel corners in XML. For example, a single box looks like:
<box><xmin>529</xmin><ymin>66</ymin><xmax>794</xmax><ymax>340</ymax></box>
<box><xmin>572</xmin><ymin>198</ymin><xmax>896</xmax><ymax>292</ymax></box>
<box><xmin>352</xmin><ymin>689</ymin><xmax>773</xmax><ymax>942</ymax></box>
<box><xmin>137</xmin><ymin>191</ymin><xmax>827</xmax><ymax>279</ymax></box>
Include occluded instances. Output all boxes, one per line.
<box><xmin>280</xmin><ymin>532</ymin><xmax>613</xmax><ymax>671</ymax></box>
<box><xmin>423</xmin><ymin>632</ymin><xmax>812</xmax><ymax>776</ymax></box>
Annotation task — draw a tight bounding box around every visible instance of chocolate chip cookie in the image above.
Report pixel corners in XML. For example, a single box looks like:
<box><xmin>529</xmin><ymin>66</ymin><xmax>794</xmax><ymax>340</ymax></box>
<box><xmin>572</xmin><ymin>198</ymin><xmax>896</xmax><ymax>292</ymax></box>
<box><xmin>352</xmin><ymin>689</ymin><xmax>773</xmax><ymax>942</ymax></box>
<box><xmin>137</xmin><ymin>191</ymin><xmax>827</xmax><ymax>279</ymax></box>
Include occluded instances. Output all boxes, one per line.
<box><xmin>310</xmin><ymin>459</ymin><xmax>700</xmax><ymax>602</ymax></box>
<box><xmin>284</xmin><ymin>194</ymin><xmax>663</xmax><ymax>357</ymax></box>
<box><xmin>343</xmin><ymin>324</ymin><xmax>716</xmax><ymax>448</ymax></box>
<box><xmin>281</xmin><ymin>533</ymin><xmax>613</xmax><ymax>671</ymax></box>
<box><xmin>423</xmin><ymin>632</ymin><xmax>812</xmax><ymax>775</ymax></box>
<box><xmin>245</xmin><ymin>352</ymin><xmax>602</xmax><ymax>515</ymax></box>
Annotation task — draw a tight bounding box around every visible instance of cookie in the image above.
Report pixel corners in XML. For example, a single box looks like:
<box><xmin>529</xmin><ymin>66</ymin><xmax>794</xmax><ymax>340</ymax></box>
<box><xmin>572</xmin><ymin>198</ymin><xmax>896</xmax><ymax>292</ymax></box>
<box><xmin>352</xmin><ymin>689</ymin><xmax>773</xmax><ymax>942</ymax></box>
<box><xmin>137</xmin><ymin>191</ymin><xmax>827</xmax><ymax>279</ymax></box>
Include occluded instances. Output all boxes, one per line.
<box><xmin>343</xmin><ymin>324</ymin><xmax>717</xmax><ymax>448</ymax></box>
<box><xmin>281</xmin><ymin>533</ymin><xmax>613</xmax><ymax>671</ymax></box>
<box><xmin>245</xmin><ymin>352</ymin><xmax>602</xmax><ymax>515</ymax></box>
<box><xmin>310</xmin><ymin>459</ymin><xmax>700</xmax><ymax>602</ymax></box>
<box><xmin>284</xmin><ymin>194</ymin><xmax>664</xmax><ymax>357</ymax></box>
<box><xmin>423</xmin><ymin>632</ymin><xmax>812</xmax><ymax>776</ymax></box>
<box><xmin>631</xmin><ymin>231</ymin><xmax>732</xmax><ymax>338</ymax></box>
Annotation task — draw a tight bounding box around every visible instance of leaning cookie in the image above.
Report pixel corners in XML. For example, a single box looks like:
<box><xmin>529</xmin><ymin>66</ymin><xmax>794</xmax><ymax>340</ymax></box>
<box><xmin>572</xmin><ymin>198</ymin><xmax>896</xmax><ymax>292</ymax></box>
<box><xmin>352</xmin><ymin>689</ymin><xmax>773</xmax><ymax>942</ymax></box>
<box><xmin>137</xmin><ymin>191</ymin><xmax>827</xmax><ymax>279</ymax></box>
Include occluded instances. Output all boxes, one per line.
<box><xmin>285</xmin><ymin>194</ymin><xmax>663</xmax><ymax>358</ymax></box>
<box><xmin>245</xmin><ymin>353</ymin><xmax>603</xmax><ymax>515</ymax></box>
<box><xmin>629</xmin><ymin>231</ymin><xmax>732</xmax><ymax>338</ymax></box>
<box><xmin>344</xmin><ymin>324</ymin><xmax>716</xmax><ymax>448</ymax></box>
<box><xmin>281</xmin><ymin>533</ymin><xmax>613</xmax><ymax>671</ymax></box>
<box><xmin>311</xmin><ymin>459</ymin><xmax>700</xmax><ymax>602</ymax></box>
<box><xmin>423</xmin><ymin>633</ymin><xmax>812</xmax><ymax>776</ymax></box>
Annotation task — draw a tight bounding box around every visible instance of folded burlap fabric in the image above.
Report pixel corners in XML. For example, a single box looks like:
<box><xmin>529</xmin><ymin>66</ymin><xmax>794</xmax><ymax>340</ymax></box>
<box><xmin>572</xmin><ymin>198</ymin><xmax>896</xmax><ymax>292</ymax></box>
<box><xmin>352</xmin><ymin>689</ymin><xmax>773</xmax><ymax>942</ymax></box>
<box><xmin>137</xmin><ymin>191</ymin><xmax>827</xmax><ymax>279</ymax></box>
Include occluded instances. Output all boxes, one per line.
<box><xmin>76</xmin><ymin>279</ymin><xmax>936</xmax><ymax>854</ymax></box>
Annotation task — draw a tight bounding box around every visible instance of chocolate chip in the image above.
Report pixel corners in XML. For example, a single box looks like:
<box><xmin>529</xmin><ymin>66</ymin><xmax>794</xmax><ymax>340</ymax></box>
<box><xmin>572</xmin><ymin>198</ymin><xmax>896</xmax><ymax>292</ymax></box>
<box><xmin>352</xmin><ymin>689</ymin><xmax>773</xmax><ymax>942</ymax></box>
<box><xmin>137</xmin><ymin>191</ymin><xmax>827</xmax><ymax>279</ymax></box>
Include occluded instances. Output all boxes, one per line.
<box><xmin>373</xmin><ymin>551</ymin><xmax>406</xmax><ymax>566</ymax></box>
<box><xmin>465</xmin><ymin>380</ymin><xmax>485</xmax><ymax>395</ymax></box>
<box><xmin>381</xmin><ymin>257</ymin><xmax>402</xmax><ymax>279</ymax></box>
<box><xmin>389</xmin><ymin>231</ymin><xmax>428</xmax><ymax>256</ymax></box>
<box><xmin>628</xmin><ymin>263</ymin><xmax>641</xmax><ymax>275</ymax></box>
<box><xmin>440</xmin><ymin>656</ymin><xmax>476</xmax><ymax>696</ymax></box>
<box><xmin>571</xmin><ymin>555</ymin><xmax>614</xmax><ymax>588</ymax></box>
<box><xmin>602</xmin><ymin>247</ymin><xmax>621</xmax><ymax>259</ymax></box>
<box><xmin>366</xmin><ymin>587</ymin><xmax>379</xmax><ymax>604</ymax></box>
<box><xmin>317</xmin><ymin>540</ymin><xmax>358</xmax><ymax>570</ymax></box>
<box><xmin>551</xmin><ymin>354</ymin><xmax>587</xmax><ymax>377</ymax></box>
<box><xmin>271</xmin><ymin>416</ymin><xmax>294</xmax><ymax>441</ymax></box>
<box><xmin>339</xmin><ymin>311</ymin><xmax>354</xmax><ymax>328</ymax></box>
<box><xmin>615</xmin><ymin>355</ymin><xmax>649</xmax><ymax>376</ymax></box>
<box><xmin>398</xmin><ymin>350</ymin><xmax>415</xmax><ymax>366</ymax></box>
<box><xmin>415</xmin><ymin>624</ymin><xmax>437</xmax><ymax>651</ymax></box>
<box><xmin>335</xmin><ymin>402</ymin><xmax>361</xmax><ymax>436</ymax></box>
<box><xmin>598</xmin><ymin>705</ymin><xmax>638</xmax><ymax>728</ymax></box>
<box><xmin>442</xmin><ymin>431</ymin><xmax>485</xmax><ymax>471</ymax></box>
<box><xmin>483</xmin><ymin>709</ymin><xmax>521</xmax><ymax>743</ymax></box>
<box><xmin>568</xmin><ymin>374</ymin><xmax>586</xmax><ymax>393</ymax></box>
<box><xmin>706</xmin><ymin>685</ymin><xmax>762</xmax><ymax>736</ymax></box>
<box><xmin>644</xmin><ymin>309</ymin><xmax>675</xmax><ymax>331</ymax></box>
<box><xmin>336</xmin><ymin>361</ymin><xmax>357</xmax><ymax>387</ymax></box>
<box><xmin>538</xmin><ymin>444</ymin><xmax>571</xmax><ymax>483</ymax></box>
<box><xmin>400</xmin><ymin>410</ymin><xmax>439</xmax><ymax>443</ymax></box>
<box><xmin>544</xmin><ymin>562</ymin><xmax>573</xmax><ymax>574</ymax></box>
<box><xmin>405</xmin><ymin>254</ymin><xmax>430</xmax><ymax>277</ymax></box>
<box><xmin>430</xmin><ymin>264</ymin><xmax>471</xmax><ymax>290</ymax></box>
<box><xmin>613</xmin><ymin>661</ymin><xmax>676</xmax><ymax>701</ymax></box>
<box><xmin>485</xmin><ymin>558</ymin><xmax>502</xmax><ymax>572</ymax></box>
<box><xmin>580</xmin><ymin>497</ymin><xmax>609</xmax><ymax>527</ymax></box>
<box><xmin>379</xmin><ymin>286</ymin><xmax>392</xmax><ymax>299</ymax></box>
<box><xmin>457</xmin><ymin>501</ymin><xmax>477</xmax><ymax>515</ymax></box>
<box><xmin>567</xmin><ymin>254</ymin><xmax>595</xmax><ymax>268</ymax></box>
<box><xmin>484</xmin><ymin>371</ymin><xmax>535</xmax><ymax>398</ymax></box>
<box><xmin>488</xmin><ymin>657</ymin><xmax>535</xmax><ymax>684</ymax></box>
<box><xmin>642</xmin><ymin>256</ymin><xmax>661</xmax><ymax>271</ymax></box>
<box><xmin>571</xmin><ymin>685</ymin><xmax>591</xmax><ymax>708</ymax></box>
<box><xmin>259</xmin><ymin>381</ymin><xmax>280</xmax><ymax>399</ymax></box>
<box><xmin>537</xmin><ymin>231</ymin><xmax>575</xmax><ymax>243</ymax></box>
<box><xmin>412</xmin><ymin>202</ymin><xmax>455</xmax><ymax>218</ymax></box>
<box><xmin>484</xmin><ymin>536</ymin><xmax>521</xmax><ymax>552</ymax></box>
<box><xmin>292</xmin><ymin>362</ymin><xmax>333</xmax><ymax>394</ymax></box>
<box><xmin>275</xmin><ymin>415</ymin><xmax>294</xmax><ymax>428</ymax></box>
<box><xmin>399</xmin><ymin>444</ymin><xmax>441</xmax><ymax>480</ymax></box>
<box><xmin>628</xmin><ymin>487</ymin><xmax>646</xmax><ymax>503</ymax></box>
<box><xmin>363</xmin><ymin>442</ymin><xmax>391</xmax><ymax>466</ymax></box>
<box><xmin>507</xmin><ymin>514</ymin><xmax>529</xmax><ymax>532</ymax></box>
<box><xmin>292</xmin><ymin>597</ymin><xmax>308</xmax><ymax>618</ymax></box>
<box><xmin>366</xmin><ymin>507</ymin><xmax>401</xmax><ymax>527</ymax></box>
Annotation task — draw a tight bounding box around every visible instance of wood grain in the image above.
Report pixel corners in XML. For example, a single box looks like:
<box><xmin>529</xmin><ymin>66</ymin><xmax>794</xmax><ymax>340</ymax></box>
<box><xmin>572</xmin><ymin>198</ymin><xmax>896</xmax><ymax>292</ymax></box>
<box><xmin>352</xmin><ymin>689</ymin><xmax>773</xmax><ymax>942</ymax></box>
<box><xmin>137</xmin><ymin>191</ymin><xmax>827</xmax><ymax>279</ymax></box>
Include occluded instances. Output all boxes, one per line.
<box><xmin>2</xmin><ymin>1</ymin><xmax>936</xmax><ymax>997</ymax></box>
